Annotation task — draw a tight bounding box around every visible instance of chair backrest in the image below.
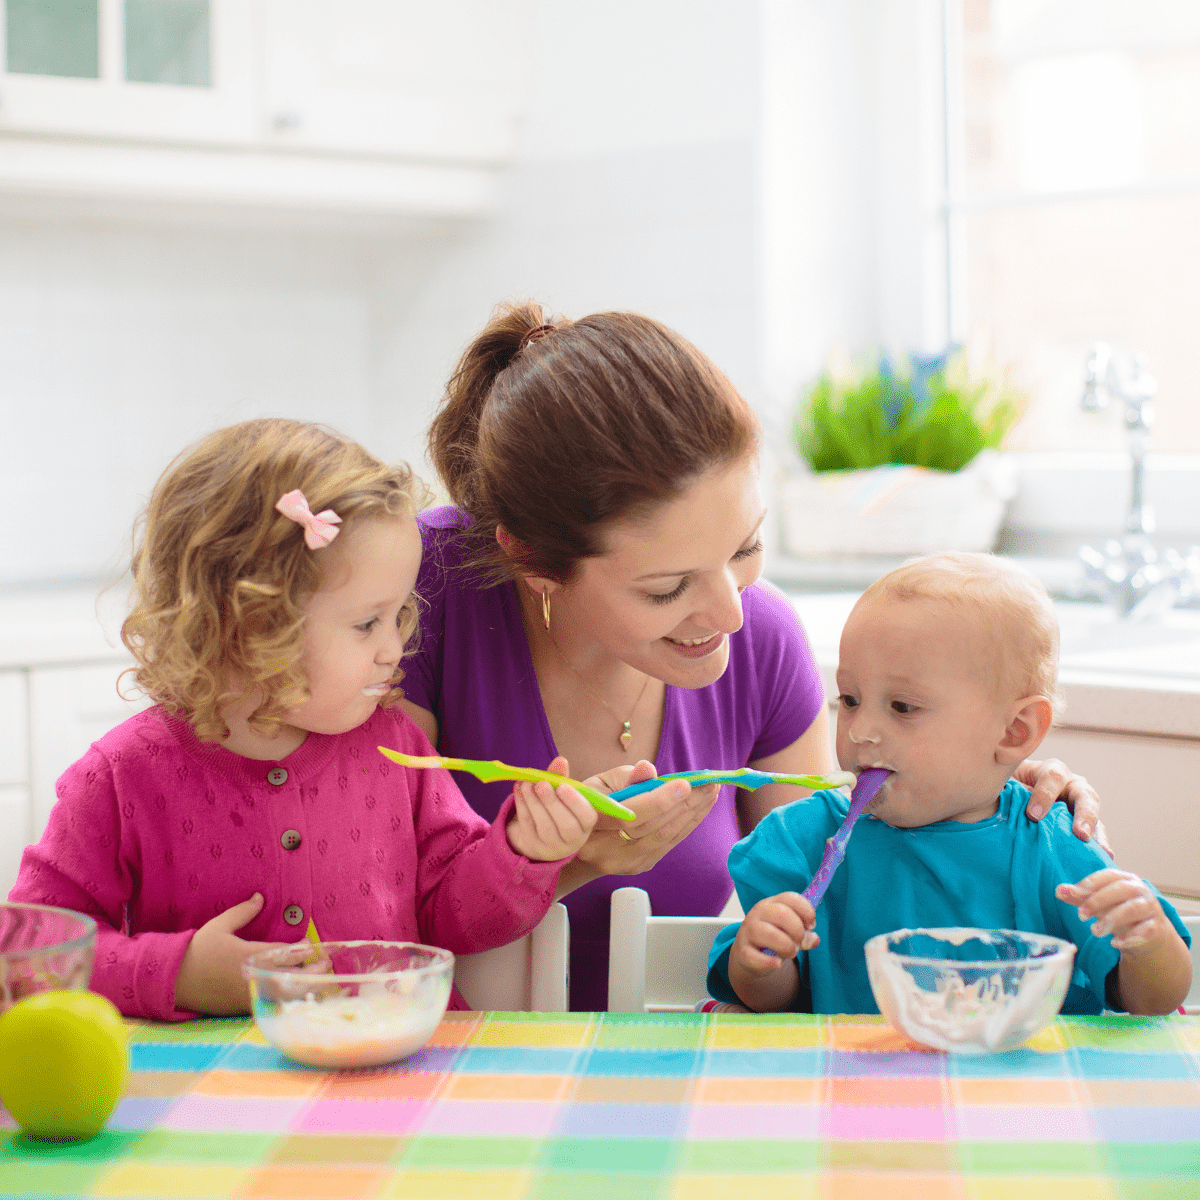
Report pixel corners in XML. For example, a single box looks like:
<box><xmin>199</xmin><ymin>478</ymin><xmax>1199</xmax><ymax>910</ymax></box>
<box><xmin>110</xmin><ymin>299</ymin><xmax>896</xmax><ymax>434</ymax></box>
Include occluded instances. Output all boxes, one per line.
<box><xmin>453</xmin><ymin>902</ymin><xmax>569</xmax><ymax>1012</ymax></box>
<box><xmin>1183</xmin><ymin>914</ymin><xmax>1199</xmax><ymax>1015</ymax></box>
<box><xmin>608</xmin><ymin>887</ymin><xmax>732</xmax><ymax>1013</ymax></box>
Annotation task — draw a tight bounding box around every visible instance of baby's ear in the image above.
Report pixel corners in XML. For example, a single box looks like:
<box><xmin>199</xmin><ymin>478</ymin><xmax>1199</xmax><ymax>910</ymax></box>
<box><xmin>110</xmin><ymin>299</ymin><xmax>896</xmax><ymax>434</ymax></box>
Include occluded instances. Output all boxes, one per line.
<box><xmin>995</xmin><ymin>696</ymin><xmax>1054</xmax><ymax>766</ymax></box>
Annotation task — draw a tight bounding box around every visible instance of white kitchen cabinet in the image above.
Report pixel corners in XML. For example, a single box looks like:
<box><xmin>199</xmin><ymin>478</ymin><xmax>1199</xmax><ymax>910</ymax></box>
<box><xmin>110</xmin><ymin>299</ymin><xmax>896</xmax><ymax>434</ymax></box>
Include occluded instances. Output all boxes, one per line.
<box><xmin>0</xmin><ymin>0</ymin><xmax>530</xmax><ymax>219</ymax></box>
<box><xmin>28</xmin><ymin>661</ymin><xmax>149</xmax><ymax>845</ymax></box>
<box><xmin>0</xmin><ymin>0</ymin><xmax>257</xmax><ymax>146</ymax></box>
<box><xmin>261</xmin><ymin>0</ymin><xmax>531</xmax><ymax>163</ymax></box>
<box><xmin>1040</xmin><ymin>728</ymin><xmax>1200</xmax><ymax>898</ymax></box>
<box><xmin>0</xmin><ymin>669</ymin><xmax>27</xmax><ymax>786</ymax></box>
<box><xmin>0</xmin><ymin>783</ymin><xmax>30</xmax><ymax>896</ymax></box>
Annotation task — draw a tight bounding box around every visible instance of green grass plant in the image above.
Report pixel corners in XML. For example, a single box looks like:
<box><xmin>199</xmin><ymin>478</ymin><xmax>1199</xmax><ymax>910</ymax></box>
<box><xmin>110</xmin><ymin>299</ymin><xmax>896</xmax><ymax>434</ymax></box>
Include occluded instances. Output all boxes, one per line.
<box><xmin>794</xmin><ymin>349</ymin><xmax>1025</xmax><ymax>473</ymax></box>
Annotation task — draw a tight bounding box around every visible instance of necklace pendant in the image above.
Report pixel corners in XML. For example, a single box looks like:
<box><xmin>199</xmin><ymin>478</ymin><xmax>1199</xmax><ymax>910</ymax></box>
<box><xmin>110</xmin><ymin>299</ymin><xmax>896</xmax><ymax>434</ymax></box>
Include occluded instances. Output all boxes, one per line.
<box><xmin>619</xmin><ymin>721</ymin><xmax>633</xmax><ymax>752</ymax></box>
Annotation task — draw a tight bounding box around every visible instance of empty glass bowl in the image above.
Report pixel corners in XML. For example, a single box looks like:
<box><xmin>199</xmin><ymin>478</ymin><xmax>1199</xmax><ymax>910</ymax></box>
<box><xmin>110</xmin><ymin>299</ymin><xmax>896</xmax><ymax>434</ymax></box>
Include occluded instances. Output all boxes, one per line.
<box><xmin>243</xmin><ymin>941</ymin><xmax>454</xmax><ymax>1069</ymax></box>
<box><xmin>0</xmin><ymin>902</ymin><xmax>97</xmax><ymax>1015</ymax></box>
<box><xmin>865</xmin><ymin>927</ymin><xmax>1076</xmax><ymax>1053</ymax></box>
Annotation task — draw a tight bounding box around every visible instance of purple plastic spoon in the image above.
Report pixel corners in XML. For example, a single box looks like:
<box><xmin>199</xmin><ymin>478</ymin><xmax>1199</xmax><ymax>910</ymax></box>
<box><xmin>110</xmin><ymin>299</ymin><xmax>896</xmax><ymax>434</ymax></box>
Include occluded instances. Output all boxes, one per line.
<box><xmin>800</xmin><ymin>767</ymin><xmax>890</xmax><ymax>908</ymax></box>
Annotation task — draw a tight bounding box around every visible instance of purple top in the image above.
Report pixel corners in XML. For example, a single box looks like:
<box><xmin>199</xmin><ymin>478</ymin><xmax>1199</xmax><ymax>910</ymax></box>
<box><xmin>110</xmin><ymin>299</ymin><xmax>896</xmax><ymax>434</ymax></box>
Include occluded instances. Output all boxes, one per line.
<box><xmin>404</xmin><ymin>506</ymin><xmax>826</xmax><ymax>1009</ymax></box>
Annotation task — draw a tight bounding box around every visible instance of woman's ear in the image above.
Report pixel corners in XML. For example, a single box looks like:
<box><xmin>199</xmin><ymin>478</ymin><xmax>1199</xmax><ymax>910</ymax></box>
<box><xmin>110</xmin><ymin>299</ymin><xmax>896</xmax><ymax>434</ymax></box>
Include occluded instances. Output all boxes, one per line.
<box><xmin>496</xmin><ymin>525</ymin><xmax>559</xmax><ymax>599</ymax></box>
<box><xmin>995</xmin><ymin>696</ymin><xmax>1054</xmax><ymax>766</ymax></box>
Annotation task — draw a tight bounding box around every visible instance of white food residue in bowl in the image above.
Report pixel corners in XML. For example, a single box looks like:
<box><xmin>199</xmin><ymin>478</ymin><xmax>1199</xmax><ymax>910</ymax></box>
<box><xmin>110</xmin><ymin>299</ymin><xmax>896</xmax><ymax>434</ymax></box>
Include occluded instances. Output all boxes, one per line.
<box><xmin>258</xmin><ymin>981</ymin><xmax>447</xmax><ymax>1069</ymax></box>
<box><xmin>865</xmin><ymin>926</ymin><xmax>1076</xmax><ymax>1053</ymax></box>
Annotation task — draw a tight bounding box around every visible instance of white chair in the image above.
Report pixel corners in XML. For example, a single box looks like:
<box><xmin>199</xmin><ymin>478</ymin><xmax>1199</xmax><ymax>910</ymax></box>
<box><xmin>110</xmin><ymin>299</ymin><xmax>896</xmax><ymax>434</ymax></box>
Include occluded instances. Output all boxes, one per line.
<box><xmin>1183</xmin><ymin>914</ymin><xmax>1200</xmax><ymax>1015</ymax></box>
<box><xmin>608</xmin><ymin>887</ymin><xmax>734</xmax><ymax>1013</ymax></box>
<box><xmin>453</xmin><ymin>902</ymin><xmax>570</xmax><ymax>1012</ymax></box>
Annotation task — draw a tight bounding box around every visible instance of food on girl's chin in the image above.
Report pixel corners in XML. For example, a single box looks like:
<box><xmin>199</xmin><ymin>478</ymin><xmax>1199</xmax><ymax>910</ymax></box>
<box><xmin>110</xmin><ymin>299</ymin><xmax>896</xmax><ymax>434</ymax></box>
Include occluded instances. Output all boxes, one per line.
<box><xmin>258</xmin><ymin>981</ymin><xmax>449</xmax><ymax>1069</ymax></box>
<box><xmin>0</xmin><ymin>989</ymin><xmax>129</xmax><ymax>1141</ymax></box>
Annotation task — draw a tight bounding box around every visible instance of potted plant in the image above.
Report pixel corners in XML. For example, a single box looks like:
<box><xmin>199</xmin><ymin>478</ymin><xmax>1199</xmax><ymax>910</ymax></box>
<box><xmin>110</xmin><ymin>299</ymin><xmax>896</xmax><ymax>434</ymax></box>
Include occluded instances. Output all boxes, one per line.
<box><xmin>779</xmin><ymin>348</ymin><xmax>1026</xmax><ymax>558</ymax></box>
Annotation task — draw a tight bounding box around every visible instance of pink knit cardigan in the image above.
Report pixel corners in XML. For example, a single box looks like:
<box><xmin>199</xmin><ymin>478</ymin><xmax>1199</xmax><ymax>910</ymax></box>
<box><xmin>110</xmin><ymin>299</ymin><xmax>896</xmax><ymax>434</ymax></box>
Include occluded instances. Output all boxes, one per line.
<box><xmin>10</xmin><ymin>705</ymin><xmax>564</xmax><ymax>1019</ymax></box>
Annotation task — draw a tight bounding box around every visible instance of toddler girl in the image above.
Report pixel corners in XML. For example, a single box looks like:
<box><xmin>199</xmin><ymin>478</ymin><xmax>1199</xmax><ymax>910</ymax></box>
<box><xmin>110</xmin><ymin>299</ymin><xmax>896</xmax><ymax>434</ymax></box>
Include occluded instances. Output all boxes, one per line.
<box><xmin>9</xmin><ymin>418</ymin><xmax>597</xmax><ymax>1020</ymax></box>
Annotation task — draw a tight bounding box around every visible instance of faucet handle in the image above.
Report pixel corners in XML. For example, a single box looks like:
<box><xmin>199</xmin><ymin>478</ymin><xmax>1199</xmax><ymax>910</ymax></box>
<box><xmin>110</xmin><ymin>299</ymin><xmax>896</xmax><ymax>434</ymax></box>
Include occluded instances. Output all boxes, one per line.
<box><xmin>1081</xmin><ymin>342</ymin><xmax>1112</xmax><ymax>412</ymax></box>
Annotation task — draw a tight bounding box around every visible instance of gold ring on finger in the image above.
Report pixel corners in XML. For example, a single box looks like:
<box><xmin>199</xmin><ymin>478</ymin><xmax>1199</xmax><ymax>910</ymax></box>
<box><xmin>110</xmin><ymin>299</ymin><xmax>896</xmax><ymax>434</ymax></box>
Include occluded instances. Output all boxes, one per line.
<box><xmin>618</xmin><ymin>828</ymin><xmax>635</xmax><ymax>843</ymax></box>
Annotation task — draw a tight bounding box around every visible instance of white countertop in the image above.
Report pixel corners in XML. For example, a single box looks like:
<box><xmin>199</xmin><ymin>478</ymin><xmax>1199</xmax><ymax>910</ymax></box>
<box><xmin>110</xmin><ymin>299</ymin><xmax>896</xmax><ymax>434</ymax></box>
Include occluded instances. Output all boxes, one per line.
<box><xmin>0</xmin><ymin>584</ymin><xmax>132</xmax><ymax>669</ymax></box>
<box><xmin>787</xmin><ymin>592</ymin><xmax>1200</xmax><ymax>741</ymax></box>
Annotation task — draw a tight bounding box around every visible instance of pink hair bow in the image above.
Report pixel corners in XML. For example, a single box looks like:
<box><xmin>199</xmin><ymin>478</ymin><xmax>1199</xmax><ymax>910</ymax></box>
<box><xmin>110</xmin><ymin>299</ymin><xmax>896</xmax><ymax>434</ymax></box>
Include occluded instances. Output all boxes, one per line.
<box><xmin>275</xmin><ymin>489</ymin><xmax>342</xmax><ymax>549</ymax></box>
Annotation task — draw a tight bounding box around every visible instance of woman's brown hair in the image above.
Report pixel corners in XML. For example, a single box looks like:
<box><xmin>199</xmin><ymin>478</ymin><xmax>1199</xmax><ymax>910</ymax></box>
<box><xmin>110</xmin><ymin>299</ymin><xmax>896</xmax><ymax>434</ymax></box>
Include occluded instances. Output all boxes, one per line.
<box><xmin>121</xmin><ymin>418</ymin><xmax>426</xmax><ymax>742</ymax></box>
<box><xmin>428</xmin><ymin>301</ymin><xmax>760</xmax><ymax>582</ymax></box>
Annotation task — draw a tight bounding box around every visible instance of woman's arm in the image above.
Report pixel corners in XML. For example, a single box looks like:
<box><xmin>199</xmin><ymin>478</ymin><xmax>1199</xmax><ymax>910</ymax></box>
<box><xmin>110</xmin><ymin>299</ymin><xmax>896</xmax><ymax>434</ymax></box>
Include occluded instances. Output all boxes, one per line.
<box><xmin>739</xmin><ymin>704</ymin><xmax>835</xmax><ymax>835</ymax></box>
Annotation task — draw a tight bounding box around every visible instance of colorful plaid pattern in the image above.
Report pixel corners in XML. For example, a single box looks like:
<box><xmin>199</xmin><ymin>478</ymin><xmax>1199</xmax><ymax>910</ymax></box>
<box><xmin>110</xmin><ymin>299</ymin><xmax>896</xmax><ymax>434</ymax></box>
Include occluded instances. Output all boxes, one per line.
<box><xmin>2</xmin><ymin>1012</ymin><xmax>1198</xmax><ymax>1198</ymax></box>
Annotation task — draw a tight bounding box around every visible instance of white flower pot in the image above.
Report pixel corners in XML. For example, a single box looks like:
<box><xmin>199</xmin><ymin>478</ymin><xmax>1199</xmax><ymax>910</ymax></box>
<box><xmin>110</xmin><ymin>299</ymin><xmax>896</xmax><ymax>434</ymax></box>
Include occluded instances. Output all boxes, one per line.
<box><xmin>778</xmin><ymin>451</ymin><xmax>1017</xmax><ymax>558</ymax></box>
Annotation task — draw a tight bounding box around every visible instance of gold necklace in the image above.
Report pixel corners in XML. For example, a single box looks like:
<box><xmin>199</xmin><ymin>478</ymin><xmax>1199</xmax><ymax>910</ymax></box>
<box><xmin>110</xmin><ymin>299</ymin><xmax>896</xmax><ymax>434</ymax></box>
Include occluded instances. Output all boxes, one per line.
<box><xmin>547</xmin><ymin>633</ymin><xmax>652</xmax><ymax>752</ymax></box>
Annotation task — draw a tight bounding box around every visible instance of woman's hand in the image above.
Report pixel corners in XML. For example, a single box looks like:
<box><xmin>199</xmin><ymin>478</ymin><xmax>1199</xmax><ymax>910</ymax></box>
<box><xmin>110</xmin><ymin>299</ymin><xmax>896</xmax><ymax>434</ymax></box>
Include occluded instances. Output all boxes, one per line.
<box><xmin>507</xmin><ymin>771</ymin><xmax>599</xmax><ymax>862</ymax></box>
<box><xmin>549</xmin><ymin>757</ymin><xmax>719</xmax><ymax>896</ymax></box>
<box><xmin>1014</xmin><ymin>758</ymin><xmax>1111</xmax><ymax>854</ymax></box>
<box><xmin>174</xmin><ymin>893</ymin><xmax>290</xmax><ymax>1016</ymax></box>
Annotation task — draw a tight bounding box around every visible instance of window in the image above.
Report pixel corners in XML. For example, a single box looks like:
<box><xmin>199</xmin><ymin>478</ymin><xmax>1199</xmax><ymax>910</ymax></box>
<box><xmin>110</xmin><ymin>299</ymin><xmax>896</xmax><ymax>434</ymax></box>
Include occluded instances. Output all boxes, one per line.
<box><xmin>946</xmin><ymin>0</ymin><xmax>1200</xmax><ymax>453</ymax></box>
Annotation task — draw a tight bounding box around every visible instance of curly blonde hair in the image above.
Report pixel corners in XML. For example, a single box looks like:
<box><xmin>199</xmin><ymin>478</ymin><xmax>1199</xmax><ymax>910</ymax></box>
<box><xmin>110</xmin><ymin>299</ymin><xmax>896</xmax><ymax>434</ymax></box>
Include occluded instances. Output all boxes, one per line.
<box><xmin>121</xmin><ymin>418</ymin><xmax>428</xmax><ymax>742</ymax></box>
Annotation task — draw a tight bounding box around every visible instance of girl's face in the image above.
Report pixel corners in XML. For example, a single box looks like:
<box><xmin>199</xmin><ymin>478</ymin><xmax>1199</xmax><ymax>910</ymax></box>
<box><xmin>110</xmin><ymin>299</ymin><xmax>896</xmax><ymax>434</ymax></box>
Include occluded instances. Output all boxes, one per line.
<box><xmin>555</xmin><ymin>457</ymin><xmax>766</xmax><ymax>688</ymax></box>
<box><xmin>285</xmin><ymin>512</ymin><xmax>422</xmax><ymax>737</ymax></box>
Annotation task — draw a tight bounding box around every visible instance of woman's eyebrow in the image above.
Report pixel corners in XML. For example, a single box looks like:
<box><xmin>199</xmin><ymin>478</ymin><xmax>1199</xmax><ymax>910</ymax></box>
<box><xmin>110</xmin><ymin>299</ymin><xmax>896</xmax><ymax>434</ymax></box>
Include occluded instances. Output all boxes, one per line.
<box><xmin>632</xmin><ymin>512</ymin><xmax>767</xmax><ymax>581</ymax></box>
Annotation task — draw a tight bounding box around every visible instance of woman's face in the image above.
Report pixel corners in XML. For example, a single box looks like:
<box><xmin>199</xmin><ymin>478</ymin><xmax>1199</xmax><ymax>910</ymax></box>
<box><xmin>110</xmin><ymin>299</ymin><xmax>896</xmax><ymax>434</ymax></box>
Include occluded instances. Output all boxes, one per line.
<box><xmin>555</xmin><ymin>456</ymin><xmax>766</xmax><ymax>688</ymax></box>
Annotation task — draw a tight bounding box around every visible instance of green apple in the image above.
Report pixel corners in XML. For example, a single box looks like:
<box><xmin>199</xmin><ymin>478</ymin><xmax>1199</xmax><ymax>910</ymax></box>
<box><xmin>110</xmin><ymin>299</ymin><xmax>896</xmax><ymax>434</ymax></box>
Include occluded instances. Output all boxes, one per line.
<box><xmin>0</xmin><ymin>989</ymin><xmax>129</xmax><ymax>1141</ymax></box>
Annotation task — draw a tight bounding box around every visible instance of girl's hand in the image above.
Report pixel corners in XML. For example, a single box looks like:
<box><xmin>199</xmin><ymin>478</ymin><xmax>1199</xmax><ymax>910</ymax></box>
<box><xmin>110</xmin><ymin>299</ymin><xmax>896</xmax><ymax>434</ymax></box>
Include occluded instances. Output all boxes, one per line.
<box><xmin>1014</xmin><ymin>758</ymin><xmax>1111</xmax><ymax>854</ymax></box>
<box><xmin>507</xmin><ymin>757</ymin><xmax>600</xmax><ymax>862</ymax></box>
<box><xmin>567</xmin><ymin>758</ymin><xmax>718</xmax><ymax>879</ymax></box>
<box><xmin>1056</xmin><ymin>869</ymin><xmax>1173</xmax><ymax>951</ymax></box>
<box><xmin>174</xmin><ymin>893</ymin><xmax>290</xmax><ymax>1015</ymax></box>
<box><xmin>731</xmin><ymin>892</ymin><xmax>819</xmax><ymax>973</ymax></box>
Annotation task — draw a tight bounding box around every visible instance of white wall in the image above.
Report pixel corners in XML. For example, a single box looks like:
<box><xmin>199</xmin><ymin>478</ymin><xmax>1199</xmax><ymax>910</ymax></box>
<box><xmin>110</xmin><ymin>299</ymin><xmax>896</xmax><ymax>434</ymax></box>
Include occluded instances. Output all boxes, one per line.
<box><xmin>1</xmin><ymin>220</ymin><xmax>382</xmax><ymax>586</ymax></box>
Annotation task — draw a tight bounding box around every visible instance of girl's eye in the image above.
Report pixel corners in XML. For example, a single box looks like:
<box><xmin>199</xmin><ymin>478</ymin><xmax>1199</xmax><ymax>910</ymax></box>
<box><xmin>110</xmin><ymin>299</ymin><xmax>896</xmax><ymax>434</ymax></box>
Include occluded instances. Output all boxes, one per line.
<box><xmin>891</xmin><ymin>701</ymin><xmax>917</xmax><ymax>714</ymax></box>
<box><xmin>647</xmin><ymin>577</ymin><xmax>690</xmax><ymax>605</ymax></box>
<box><xmin>839</xmin><ymin>694</ymin><xmax>859</xmax><ymax>709</ymax></box>
<box><xmin>355</xmin><ymin>617</ymin><xmax>380</xmax><ymax>634</ymax></box>
<box><xmin>732</xmin><ymin>538</ymin><xmax>763</xmax><ymax>562</ymax></box>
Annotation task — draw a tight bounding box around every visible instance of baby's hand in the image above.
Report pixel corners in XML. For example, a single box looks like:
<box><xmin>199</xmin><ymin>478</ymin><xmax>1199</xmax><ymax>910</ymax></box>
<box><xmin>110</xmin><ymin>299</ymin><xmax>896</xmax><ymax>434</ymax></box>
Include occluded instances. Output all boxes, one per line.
<box><xmin>732</xmin><ymin>891</ymin><xmax>819</xmax><ymax>972</ymax></box>
<box><xmin>507</xmin><ymin>756</ymin><xmax>599</xmax><ymax>862</ymax></box>
<box><xmin>1056</xmin><ymin>869</ymin><xmax>1173</xmax><ymax>950</ymax></box>
<box><xmin>174</xmin><ymin>893</ymin><xmax>291</xmax><ymax>1015</ymax></box>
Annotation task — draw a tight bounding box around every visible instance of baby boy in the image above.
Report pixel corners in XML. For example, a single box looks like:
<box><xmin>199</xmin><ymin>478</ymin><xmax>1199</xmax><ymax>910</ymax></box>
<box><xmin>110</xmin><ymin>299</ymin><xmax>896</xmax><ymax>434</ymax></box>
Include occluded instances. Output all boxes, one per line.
<box><xmin>707</xmin><ymin>552</ymin><xmax>1192</xmax><ymax>1015</ymax></box>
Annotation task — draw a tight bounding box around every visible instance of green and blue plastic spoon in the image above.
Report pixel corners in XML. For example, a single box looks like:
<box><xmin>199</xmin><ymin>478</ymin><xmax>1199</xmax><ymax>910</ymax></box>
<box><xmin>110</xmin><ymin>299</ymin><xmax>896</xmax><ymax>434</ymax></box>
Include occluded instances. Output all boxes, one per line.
<box><xmin>378</xmin><ymin>747</ymin><xmax>858</xmax><ymax>823</ymax></box>
<box><xmin>377</xmin><ymin>747</ymin><xmax>637</xmax><ymax>821</ymax></box>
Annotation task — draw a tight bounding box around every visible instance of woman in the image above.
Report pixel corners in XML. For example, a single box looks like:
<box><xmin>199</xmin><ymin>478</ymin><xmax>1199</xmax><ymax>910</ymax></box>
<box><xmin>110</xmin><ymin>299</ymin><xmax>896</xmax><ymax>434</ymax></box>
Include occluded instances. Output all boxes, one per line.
<box><xmin>399</xmin><ymin>303</ymin><xmax>1102</xmax><ymax>1010</ymax></box>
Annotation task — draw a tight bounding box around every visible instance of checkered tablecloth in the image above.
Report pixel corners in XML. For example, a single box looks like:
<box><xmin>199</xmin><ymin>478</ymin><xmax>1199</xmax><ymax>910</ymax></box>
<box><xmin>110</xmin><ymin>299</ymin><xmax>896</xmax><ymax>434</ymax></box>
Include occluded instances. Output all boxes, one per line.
<box><xmin>2</xmin><ymin>1011</ymin><xmax>1198</xmax><ymax>1198</ymax></box>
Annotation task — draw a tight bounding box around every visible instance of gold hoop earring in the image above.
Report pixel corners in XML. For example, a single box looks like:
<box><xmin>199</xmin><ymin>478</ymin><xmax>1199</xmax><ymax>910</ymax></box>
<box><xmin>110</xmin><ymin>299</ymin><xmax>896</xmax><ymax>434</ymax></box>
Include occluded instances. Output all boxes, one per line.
<box><xmin>542</xmin><ymin>589</ymin><xmax>551</xmax><ymax>631</ymax></box>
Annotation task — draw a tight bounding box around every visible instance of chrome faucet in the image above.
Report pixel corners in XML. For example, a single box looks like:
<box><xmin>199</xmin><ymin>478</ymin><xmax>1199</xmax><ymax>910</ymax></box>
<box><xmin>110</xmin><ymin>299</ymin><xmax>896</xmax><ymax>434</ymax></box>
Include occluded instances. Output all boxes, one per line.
<box><xmin>1077</xmin><ymin>343</ymin><xmax>1200</xmax><ymax>617</ymax></box>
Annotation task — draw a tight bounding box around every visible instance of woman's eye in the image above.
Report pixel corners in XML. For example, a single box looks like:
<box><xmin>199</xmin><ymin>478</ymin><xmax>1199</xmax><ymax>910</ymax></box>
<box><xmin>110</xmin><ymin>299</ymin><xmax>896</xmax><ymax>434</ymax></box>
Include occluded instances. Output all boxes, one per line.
<box><xmin>647</xmin><ymin>577</ymin><xmax>690</xmax><ymax>605</ymax></box>
<box><xmin>891</xmin><ymin>701</ymin><xmax>917</xmax><ymax>714</ymax></box>
<box><xmin>839</xmin><ymin>694</ymin><xmax>859</xmax><ymax>709</ymax></box>
<box><xmin>732</xmin><ymin>538</ymin><xmax>763</xmax><ymax>562</ymax></box>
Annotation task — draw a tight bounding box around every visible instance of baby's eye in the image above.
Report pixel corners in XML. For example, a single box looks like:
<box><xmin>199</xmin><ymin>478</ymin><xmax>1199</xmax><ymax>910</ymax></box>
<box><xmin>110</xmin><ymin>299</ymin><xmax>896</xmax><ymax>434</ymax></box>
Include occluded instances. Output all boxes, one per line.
<box><xmin>891</xmin><ymin>700</ymin><xmax>917</xmax><ymax>715</ymax></box>
<box><xmin>838</xmin><ymin>694</ymin><xmax>859</xmax><ymax>709</ymax></box>
<box><xmin>355</xmin><ymin>617</ymin><xmax>380</xmax><ymax>634</ymax></box>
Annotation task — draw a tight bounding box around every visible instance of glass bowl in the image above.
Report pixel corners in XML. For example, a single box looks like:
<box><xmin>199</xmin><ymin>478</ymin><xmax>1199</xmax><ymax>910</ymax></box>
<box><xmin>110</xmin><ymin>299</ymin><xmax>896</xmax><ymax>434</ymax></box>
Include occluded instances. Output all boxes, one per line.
<box><xmin>243</xmin><ymin>941</ymin><xmax>454</xmax><ymax>1069</ymax></box>
<box><xmin>0</xmin><ymin>902</ymin><xmax>97</xmax><ymax>1015</ymax></box>
<box><xmin>865</xmin><ymin>927</ymin><xmax>1076</xmax><ymax>1053</ymax></box>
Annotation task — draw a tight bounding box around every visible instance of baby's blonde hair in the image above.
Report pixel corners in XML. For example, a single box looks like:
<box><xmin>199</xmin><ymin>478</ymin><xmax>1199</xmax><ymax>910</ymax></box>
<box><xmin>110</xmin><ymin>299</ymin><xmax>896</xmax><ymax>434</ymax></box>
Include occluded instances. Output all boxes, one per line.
<box><xmin>858</xmin><ymin>551</ymin><xmax>1063</xmax><ymax>717</ymax></box>
<box><xmin>121</xmin><ymin>418</ymin><xmax>428</xmax><ymax>742</ymax></box>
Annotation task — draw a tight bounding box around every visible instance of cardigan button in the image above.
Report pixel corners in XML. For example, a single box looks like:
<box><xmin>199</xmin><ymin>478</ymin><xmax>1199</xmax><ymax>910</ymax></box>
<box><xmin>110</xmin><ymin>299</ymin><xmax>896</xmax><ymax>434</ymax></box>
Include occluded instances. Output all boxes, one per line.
<box><xmin>267</xmin><ymin>767</ymin><xmax>288</xmax><ymax>786</ymax></box>
<box><xmin>281</xmin><ymin>829</ymin><xmax>302</xmax><ymax>851</ymax></box>
<box><xmin>283</xmin><ymin>904</ymin><xmax>304</xmax><ymax>925</ymax></box>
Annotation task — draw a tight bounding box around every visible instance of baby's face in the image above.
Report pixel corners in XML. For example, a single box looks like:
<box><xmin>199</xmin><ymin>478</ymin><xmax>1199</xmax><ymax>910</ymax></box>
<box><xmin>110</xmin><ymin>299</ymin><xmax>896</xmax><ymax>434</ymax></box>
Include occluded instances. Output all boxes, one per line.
<box><xmin>834</xmin><ymin>593</ymin><xmax>1015</xmax><ymax>827</ymax></box>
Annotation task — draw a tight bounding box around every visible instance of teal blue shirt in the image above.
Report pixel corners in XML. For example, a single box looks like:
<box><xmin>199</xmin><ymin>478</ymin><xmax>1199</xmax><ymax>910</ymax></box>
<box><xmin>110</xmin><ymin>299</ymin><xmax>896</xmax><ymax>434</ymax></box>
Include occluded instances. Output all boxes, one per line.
<box><xmin>707</xmin><ymin>780</ymin><xmax>1191</xmax><ymax>1014</ymax></box>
